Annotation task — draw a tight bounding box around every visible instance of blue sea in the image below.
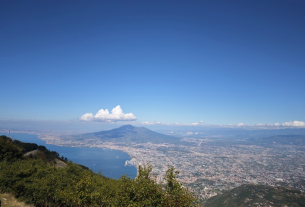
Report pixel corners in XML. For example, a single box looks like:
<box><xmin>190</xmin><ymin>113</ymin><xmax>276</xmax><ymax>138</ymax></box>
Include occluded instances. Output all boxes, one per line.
<box><xmin>3</xmin><ymin>133</ymin><xmax>137</xmax><ymax>179</ymax></box>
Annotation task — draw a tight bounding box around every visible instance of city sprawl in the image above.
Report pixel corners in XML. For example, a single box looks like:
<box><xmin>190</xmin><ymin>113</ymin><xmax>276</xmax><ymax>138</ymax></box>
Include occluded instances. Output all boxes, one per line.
<box><xmin>40</xmin><ymin>133</ymin><xmax>305</xmax><ymax>202</ymax></box>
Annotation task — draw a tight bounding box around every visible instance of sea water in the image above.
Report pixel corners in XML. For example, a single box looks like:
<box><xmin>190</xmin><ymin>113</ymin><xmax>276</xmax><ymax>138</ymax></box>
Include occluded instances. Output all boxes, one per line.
<box><xmin>3</xmin><ymin>133</ymin><xmax>137</xmax><ymax>179</ymax></box>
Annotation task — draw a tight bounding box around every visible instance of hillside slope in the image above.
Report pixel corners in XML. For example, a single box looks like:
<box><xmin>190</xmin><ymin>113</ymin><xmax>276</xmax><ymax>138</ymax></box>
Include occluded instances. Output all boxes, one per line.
<box><xmin>0</xmin><ymin>193</ymin><xmax>33</xmax><ymax>207</ymax></box>
<box><xmin>71</xmin><ymin>125</ymin><xmax>180</xmax><ymax>144</ymax></box>
<box><xmin>204</xmin><ymin>184</ymin><xmax>305</xmax><ymax>207</ymax></box>
<box><xmin>23</xmin><ymin>150</ymin><xmax>67</xmax><ymax>168</ymax></box>
<box><xmin>0</xmin><ymin>135</ymin><xmax>197</xmax><ymax>206</ymax></box>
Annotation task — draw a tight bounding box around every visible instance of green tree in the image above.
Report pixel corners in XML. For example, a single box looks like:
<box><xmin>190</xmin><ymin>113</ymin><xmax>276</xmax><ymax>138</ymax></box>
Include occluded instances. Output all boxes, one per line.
<box><xmin>0</xmin><ymin>136</ymin><xmax>198</xmax><ymax>207</ymax></box>
<box><xmin>0</xmin><ymin>139</ymin><xmax>22</xmax><ymax>162</ymax></box>
<box><xmin>163</xmin><ymin>167</ymin><xmax>198</xmax><ymax>206</ymax></box>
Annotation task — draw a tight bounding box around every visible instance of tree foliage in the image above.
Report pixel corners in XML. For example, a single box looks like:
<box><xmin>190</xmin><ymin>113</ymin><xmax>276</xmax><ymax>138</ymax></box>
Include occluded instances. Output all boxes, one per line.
<box><xmin>0</xmin><ymin>137</ymin><xmax>23</xmax><ymax>161</ymax></box>
<box><xmin>0</xmin><ymin>135</ymin><xmax>197</xmax><ymax>206</ymax></box>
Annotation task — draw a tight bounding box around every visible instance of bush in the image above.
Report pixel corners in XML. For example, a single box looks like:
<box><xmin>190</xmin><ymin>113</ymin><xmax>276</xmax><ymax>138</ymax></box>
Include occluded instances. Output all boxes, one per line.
<box><xmin>0</xmin><ymin>139</ymin><xmax>23</xmax><ymax>162</ymax></box>
<box><xmin>0</xmin><ymin>136</ymin><xmax>198</xmax><ymax>206</ymax></box>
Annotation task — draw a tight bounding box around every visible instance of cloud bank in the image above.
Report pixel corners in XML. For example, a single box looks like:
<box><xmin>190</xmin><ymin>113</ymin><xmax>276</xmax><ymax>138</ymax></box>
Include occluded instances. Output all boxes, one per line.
<box><xmin>141</xmin><ymin>120</ymin><xmax>305</xmax><ymax>129</ymax></box>
<box><xmin>142</xmin><ymin>120</ymin><xmax>205</xmax><ymax>127</ymax></box>
<box><xmin>282</xmin><ymin>121</ymin><xmax>305</xmax><ymax>127</ymax></box>
<box><xmin>80</xmin><ymin>105</ymin><xmax>137</xmax><ymax>122</ymax></box>
<box><xmin>219</xmin><ymin>121</ymin><xmax>305</xmax><ymax>128</ymax></box>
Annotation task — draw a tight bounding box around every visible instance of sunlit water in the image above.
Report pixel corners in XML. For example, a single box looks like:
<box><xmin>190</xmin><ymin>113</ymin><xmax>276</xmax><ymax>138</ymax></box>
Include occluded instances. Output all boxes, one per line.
<box><xmin>3</xmin><ymin>133</ymin><xmax>137</xmax><ymax>179</ymax></box>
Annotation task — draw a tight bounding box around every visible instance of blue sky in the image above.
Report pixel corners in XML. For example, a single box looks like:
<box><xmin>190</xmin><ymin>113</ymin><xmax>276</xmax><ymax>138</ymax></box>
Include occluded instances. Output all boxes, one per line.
<box><xmin>1</xmin><ymin>0</ymin><xmax>304</xmax><ymax>129</ymax></box>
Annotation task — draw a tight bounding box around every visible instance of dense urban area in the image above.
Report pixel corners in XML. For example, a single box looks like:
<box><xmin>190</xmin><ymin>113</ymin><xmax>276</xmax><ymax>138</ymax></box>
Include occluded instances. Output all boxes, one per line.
<box><xmin>24</xmin><ymin>128</ymin><xmax>305</xmax><ymax>203</ymax></box>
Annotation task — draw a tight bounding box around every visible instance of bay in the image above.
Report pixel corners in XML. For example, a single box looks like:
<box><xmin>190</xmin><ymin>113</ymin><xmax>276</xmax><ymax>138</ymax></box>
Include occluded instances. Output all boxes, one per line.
<box><xmin>3</xmin><ymin>133</ymin><xmax>137</xmax><ymax>179</ymax></box>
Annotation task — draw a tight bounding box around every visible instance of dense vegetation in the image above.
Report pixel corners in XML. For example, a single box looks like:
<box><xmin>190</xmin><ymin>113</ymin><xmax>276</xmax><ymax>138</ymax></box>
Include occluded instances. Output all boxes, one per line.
<box><xmin>204</xmin><ymin>184</ymin><xmax>305</xmax><ymax>207</ymax></box>
<box><xmin>0</xmin><ymin>135</ymin><xmax>197</xmax><ymax>206</ymax></box>
<box><xmin>0</xmin><ymin>135</ymin><xmax>68</xmax><ymax>162</ymax></box>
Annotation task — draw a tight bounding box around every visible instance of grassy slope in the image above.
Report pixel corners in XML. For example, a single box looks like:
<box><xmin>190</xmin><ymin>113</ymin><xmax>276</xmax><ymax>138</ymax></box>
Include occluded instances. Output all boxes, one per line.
<box><xmin>23</xmin><ymin>150</ymin><xmax>67</xmax><ymax>168</ymax></box>
<box><xmin>0</xmin><ymin>194</ymin><xmax>33</xmax><ymax>207</ymax></box>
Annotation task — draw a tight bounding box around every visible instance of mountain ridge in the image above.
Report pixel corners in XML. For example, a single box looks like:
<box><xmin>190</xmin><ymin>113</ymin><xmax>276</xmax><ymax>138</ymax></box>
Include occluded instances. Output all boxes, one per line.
<box><xmin>72</xmin><ymin>125</ymin><xmax>180</xmax><ymax>144</ymax></box>
<box><xmin>204</xmin><ymin>184</ymin><xmax>305</xmax><ymax>207</ymax></box>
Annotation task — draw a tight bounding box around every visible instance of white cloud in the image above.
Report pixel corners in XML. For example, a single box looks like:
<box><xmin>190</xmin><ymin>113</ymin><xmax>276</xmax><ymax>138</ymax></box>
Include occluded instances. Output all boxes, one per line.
<box><xmin>229</xmin><ymin>121</ymin><xmax>305</xmax><ymax>128</ymax></box>
<box><xmin>282</xmin><ymin>121</ymin><xmax>305</xmax><ymax>127</ymax></box>
<box><xmin>141</xmin><ymin>119</ymin><xmax>305</xmax><ymax>129</ymax></box>
<box><xmin>79</xmin><ymin>113</ymin><xmax>94</xmax><ymax>121</ymax></box>
<box><xmin>80</xmin><ymin>105</ymin><xmax>136</xmax><ymax>122</ymax></box>
<box><xmin>141</xmin><ymin>121</ymin><xmax>170</xmax><ymax>125</ymax></box>
<box><xmin>142</xmin><ymin>121</ymin><xmax>205</xmax><ymax>126</ymax></box>
<box><xmin>237</xmin><ymin>123</ymin><xmax>245</xmax><ymax>127</ymax></box>
<box><xmin>142</xmin><ymin>121</ymin><xmax>154</xmax><ymax>125</ymax></box>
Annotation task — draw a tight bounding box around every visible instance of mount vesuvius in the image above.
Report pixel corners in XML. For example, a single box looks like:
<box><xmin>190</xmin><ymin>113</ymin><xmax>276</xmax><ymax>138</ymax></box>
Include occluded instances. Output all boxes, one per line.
<box><xmin>69</xmin><ymin>125</ymin><xmax>180</xmax><ymax>144</ymax></box>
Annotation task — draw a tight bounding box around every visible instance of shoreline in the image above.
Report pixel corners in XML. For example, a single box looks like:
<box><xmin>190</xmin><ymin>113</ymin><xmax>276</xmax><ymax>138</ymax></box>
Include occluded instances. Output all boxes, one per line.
<box><xmin>95</xmin><ymin>145</ymin><xmax>140</xmax><ymax>177</ymax></box>
<box><xmin>0</xmin><ymin>130</ymin><xmax>138</xmax><ymax>178</ymax></box>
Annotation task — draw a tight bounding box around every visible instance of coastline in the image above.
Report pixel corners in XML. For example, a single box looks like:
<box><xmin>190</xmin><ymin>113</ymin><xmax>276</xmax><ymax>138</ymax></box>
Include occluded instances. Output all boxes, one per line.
<box><xmin>0</xmin><ymin>130</ymin><xmax>138</xmax><ymax>179</ymax></box>
<box><xmin>95</xmin><ymin>145</ymin><xmax>140</xmax><ymax>177</ymax></box>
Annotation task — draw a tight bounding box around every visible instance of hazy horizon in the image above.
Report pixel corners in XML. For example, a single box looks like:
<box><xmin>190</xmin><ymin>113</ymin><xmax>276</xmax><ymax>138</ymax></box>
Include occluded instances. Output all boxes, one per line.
<box><xmin>1</xmin><ymin>1</ymin><xmax>304</xmax><ymax>131</ymax></box>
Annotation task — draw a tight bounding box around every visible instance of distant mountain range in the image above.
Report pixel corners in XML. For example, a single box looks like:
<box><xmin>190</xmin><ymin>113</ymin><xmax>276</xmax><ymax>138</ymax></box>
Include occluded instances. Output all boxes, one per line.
<box><xmin>71</xmin><ymin>125</ymin><xmax>180</xmax><ymax>144</ymax></box>
<box><xmin>204</xmin><ymin>184</ymin><xmax>305</xmax><ymax>207</ymax></box>
<box><xmin>70</xmin><ymin>126</ymin><xmax>305</xmax><ymax>146</ymax></box>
